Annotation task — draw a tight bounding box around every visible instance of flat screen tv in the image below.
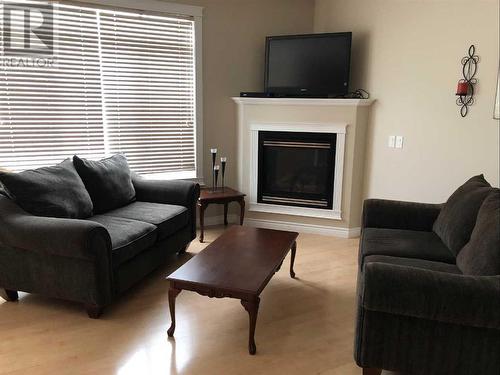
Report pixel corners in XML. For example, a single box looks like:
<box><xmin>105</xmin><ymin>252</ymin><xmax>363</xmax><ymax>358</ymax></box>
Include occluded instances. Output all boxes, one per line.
<box><xmin>265</xmin><ymin>32</ymin><xmax>352</xmax><ymax>97</ymax></box>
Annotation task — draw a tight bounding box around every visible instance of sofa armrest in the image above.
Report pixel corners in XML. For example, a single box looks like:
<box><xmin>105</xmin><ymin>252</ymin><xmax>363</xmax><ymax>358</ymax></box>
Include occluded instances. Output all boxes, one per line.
<box><xmin>362</xmin><ymin>261</ymin><xmax>500</xmax><ymax>330</ymax></box>
<box><xmin>132</xmin><ymin>177</ymin><xmax>200</xmax><ymax>208</ymax></box>
<box><xmin>0</xmin><ymin>196</ymin><xmax>111</xmax><ymax>261</ymax></box>
<box><xmin>362</xmin><ymin>199</ymin><xmax>442</xmax><ymax>232</ymax></box>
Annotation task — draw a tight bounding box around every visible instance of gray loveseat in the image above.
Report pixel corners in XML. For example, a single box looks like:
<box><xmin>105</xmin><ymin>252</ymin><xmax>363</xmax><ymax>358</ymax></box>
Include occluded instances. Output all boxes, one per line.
<box><xmin>355</xmin><ymin>175</ymin><xmax>500</xmax><ymax>375</ymax></box>
<box><xmin>0</xmin><ymin>155</ymin><xmax>200</xmax><ymax>318</ymax></box>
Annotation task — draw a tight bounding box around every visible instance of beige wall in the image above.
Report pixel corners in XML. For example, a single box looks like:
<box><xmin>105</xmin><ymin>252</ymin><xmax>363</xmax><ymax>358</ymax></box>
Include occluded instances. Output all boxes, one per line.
<box><xmin>315</xmin><ymin>0</ymin><xmax>500</xmax><ymax>203</ymax></box>
<box><xmin>167</xmin><ymin>0</ymin><xmax>315</xmax><ymax>218</ymax></box>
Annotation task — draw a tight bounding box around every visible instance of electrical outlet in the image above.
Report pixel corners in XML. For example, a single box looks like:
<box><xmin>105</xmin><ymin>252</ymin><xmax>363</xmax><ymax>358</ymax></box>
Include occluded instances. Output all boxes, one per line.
<box><xmin>395</xmin><ymin>136</ymin><xmax>404</xmax><ymax>149</ymax></box>
<box><xmin>388</xmin><ymin>135</ymin><xmax>396</xmax><ymax>148</ymax></box>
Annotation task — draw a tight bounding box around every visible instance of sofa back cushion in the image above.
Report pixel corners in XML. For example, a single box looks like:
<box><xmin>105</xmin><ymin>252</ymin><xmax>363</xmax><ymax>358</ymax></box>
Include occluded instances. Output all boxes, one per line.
<box><xmin>73</xmin><ymin>154</ymin><xmax>135</xmax><ymax>213</ymax></box>
<box><xmin>456</xmin><ymin>189</ymin><xmax>500</xmax><ymax>275</ymax></box>
<box><xmin>0</xmin><ymin>159</ymin><xmax>93</xmax><ymax>218</ymax></box>
<box><xmin>433</xmin><ymin>174</ymin><xmax>492</xmax><ymax>255</ymax></box>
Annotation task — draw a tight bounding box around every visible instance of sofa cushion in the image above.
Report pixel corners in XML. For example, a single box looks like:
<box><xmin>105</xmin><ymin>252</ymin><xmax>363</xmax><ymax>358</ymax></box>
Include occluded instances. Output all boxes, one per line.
<box><xmin>87</xmin><ymin>215</ymin><xmax>157</xmax><ymax>266</ymax></box>
<box><xmin>457</xmin><ymin>189</ymin><xmax>500</xmax><ymax>276</ymax></box>
<box><xmin>73</xmin><ymin>154</ymin><xmax>136</xmax><ymax>214</ymax></box>
<box><xmin>433</xmin><ymin>174</ymin><xmax>492</xmax><ymax>255</ymax></box>
<box><xmin>364</xmin><ymin>255</ymin><xmax>462</xmax><ymax>274</ymax></box>
<box><xmin>103</xmin><ymin>201</ymin><xmax>188</xmax><ymax>240</ymax></box>
<box><xmin>360</xmin><ymin>228</ymin><xmax>456</xmax><ymax>265</ymax></box>
<box><xmin>0</xmin><ymin>159</ymin><xmax>93</xmax><ymax>219</ymax></box>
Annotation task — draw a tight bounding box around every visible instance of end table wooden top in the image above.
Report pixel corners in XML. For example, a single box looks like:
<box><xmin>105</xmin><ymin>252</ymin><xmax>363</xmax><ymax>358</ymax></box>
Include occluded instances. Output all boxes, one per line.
<box><xmin>199</xmin><ymin>187</ymin><xmax>245</xmax><ymax>202</ymax></box>
<box><xmin>167</xmin><ymin>226</ymin><xmax>298</xmax><ymax>295</ymax></box>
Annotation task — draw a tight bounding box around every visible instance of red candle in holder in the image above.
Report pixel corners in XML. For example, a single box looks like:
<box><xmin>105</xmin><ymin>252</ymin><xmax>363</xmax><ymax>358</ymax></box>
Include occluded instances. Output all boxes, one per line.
<box><xmin>456</xmin><ymin>81</ymin><xmax>469</xmax><ymax>96</ymax></box>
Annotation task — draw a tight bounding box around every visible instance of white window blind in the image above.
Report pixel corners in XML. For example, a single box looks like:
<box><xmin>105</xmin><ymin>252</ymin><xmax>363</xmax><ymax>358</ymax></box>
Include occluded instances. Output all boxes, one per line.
<box><xmin>0</xmin><ymin>1</ymin><xmax>197</xmax><ymax>177</ymax></box>
<box><xmin>98</xmin><ymin>10</ymin><xmax>195</xmax><ymax>175</ymax></box>
<box><xmin>0</xmin><ymin>4</ymin><xmax>106</xmax><ymax>170</ymax></box>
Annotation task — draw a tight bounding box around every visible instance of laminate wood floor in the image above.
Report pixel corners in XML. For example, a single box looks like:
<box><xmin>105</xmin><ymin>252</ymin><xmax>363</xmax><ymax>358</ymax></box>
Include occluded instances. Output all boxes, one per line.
<box><xmin>0</xmin><ymin>226</ymin><xmax>397</xmax><ymax>375</ymax></box>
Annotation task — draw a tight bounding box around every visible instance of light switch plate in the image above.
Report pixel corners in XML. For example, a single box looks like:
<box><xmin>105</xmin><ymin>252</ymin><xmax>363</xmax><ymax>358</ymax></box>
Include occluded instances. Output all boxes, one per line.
<box><xmin>395</xmin><ymin>136</ymin><xmax>404</xmax><ymax>148</ymax></box>
<box><xmin>388</xmin><ymin>135</ymin><xmax>396</xmax><ymax>148</ymax></box>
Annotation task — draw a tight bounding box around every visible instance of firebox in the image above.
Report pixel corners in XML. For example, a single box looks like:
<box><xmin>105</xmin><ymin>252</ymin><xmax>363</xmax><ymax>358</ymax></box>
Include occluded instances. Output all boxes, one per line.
<box><xmin>257</xmin><ymin>131</ymin><xmax>336</xmax><ymax>209</ymax></box>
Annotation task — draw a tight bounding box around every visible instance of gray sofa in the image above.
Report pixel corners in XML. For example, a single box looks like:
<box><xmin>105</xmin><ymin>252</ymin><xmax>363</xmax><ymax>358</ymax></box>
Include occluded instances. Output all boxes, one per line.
<box><xmin>0</xmin><ymin>156</ymin><xmax>200</xmax><ymax>318</ymax></box>
<box><xmin>355</xmin><ymin>176</ymin><xmax>500</xmax><ymax>375</ymax></box>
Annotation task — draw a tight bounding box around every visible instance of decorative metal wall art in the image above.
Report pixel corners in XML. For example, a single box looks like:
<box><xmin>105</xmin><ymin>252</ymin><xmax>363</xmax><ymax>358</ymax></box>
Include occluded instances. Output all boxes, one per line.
<box><xmin>456</xmin><ymin>45</ymin><xmax>479</xmax><ymax>117</ymax></box>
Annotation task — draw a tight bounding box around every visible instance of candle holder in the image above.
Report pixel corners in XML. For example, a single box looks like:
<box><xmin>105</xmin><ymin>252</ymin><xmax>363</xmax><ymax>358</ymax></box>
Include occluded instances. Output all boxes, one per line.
<box><xmin>213</xmin><ymin>165</ymin><xmax>220</xmax><ymax>192</ymax></box>
<box><xmin>210</xmin><ymin>148</ymin><xmax>217</xmax><ymax>191</ymax></box>
<box><xmin>220</xmin><ymin>157</ymin><xmax>227</xmax><ymax>192</ymax></box>
<box><xmin>456</xmin><ymin>45</ymin><xmax>479</xmax><ymax>117</ymax></box>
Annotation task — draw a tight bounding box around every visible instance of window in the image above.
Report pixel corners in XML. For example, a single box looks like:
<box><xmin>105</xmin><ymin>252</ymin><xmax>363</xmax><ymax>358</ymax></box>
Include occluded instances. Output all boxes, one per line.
<box><xmin>0</xmin><ymin>0</ymin><xmax>201</xmax><ymax>179</ymax></box>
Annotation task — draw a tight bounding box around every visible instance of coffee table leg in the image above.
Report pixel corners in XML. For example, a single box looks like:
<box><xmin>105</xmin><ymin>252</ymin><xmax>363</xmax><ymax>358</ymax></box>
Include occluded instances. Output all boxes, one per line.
<box><xmin>241</xmin><ymin>297</ymin><xmax>260</xmax><ymax>355</ymax></box>
<box><xmin>198</xmin><ymin>202</ymin><xmax>206</xmax><ymax>243</ymax></box>
<box><xmin>290</xmin><ymin>241</ymin><xmax>297</xmax><ymax>279</ymax></box>
<box><xmin>167</xmin><ymin>287</ymin><xmax>181</xmax><ymax>337</ymax></box>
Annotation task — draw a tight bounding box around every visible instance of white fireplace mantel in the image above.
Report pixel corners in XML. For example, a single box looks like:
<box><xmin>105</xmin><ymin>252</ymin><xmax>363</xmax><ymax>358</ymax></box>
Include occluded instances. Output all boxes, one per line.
<box><xmin>233</xmin><ymin>97</ymin><xmax>373</xmax><ymax>237</ymax></box>
<box><xmin>233</xmin><ymin>97</ymin><xmax>374</xmax><ymax>107</ymax></box>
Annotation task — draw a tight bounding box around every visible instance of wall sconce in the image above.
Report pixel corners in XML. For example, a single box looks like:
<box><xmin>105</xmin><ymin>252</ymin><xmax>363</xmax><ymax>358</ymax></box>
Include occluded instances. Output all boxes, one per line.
<box><xmin>456</xmin><ymin>45</ymin><xmax>479</xmax><ymax>117</ymax></box>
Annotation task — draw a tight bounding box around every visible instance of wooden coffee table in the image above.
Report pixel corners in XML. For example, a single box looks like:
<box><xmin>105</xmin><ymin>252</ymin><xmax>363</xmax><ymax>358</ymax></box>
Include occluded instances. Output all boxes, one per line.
<box><xmin>198</xmin><ymin>187</ymin><xmax>246</xmax><ymax>243</ymax></box>
<box><xmin>166</xmin><ymin>226</ymin><xmax>298</xmax><ymax>355</ymax></box>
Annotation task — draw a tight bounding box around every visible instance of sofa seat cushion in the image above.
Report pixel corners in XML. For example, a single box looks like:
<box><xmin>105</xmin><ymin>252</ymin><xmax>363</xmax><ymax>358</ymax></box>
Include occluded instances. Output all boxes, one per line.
<box><xmin>360</xmin><ymin>228</ymin><xmax>456</xmax><ymax>265</ymax></box>
<box><xmin>87</xmin><ymin>215</ymin><xmax>158</xmax><ymax>266</ymax></box>
<box><xmin>103</xmin><ymin>201</ymin><xmax>188</xmax><ymax>240</ymax></box>
<box><xmin>364</xmin><ymin>255</ymin><xmax>462</xmax><ymax>274</ymax></box>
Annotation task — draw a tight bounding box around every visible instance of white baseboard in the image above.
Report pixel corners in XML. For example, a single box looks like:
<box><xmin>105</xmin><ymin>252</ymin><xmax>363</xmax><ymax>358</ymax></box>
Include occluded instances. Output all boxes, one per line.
<box><xmin>199</xmin><ymin>215</ymin><xmax>360</xmax><ymax>238</ymax></box>
<box><xmin>244</xmin><ymin>218</ymin><xmax>361</xmax><ymax>238</ymax></box>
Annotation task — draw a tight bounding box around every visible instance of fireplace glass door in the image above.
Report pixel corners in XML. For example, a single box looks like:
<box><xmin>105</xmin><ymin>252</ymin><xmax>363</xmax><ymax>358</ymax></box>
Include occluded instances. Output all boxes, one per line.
<box><xmin>257</xmin><ymin>131</ymin><xmax>336</xmax><ymax>209</ymax></box>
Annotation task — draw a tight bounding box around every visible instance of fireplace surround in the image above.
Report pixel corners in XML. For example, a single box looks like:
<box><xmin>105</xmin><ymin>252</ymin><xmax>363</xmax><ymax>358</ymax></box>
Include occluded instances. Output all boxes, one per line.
<box><xmin>258</xmin><ymin>131</ymin><xmax>336</xmax><ymax>209</ymax></box>
<box><xmin>233</xmin><ymin>97</ymin><xmax>373</xmax><ymax>237</ymax></box>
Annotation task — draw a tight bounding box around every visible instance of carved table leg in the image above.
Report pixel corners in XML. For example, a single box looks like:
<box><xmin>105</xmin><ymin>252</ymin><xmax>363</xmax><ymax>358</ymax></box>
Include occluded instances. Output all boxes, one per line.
<box><xmin>241</xmin><ymin>297</ymin><xmax>260</xmax><ymax>355</ymax></box>
<box><xmin>167</xmin><ymin>287</ymin><xmax>182</xmax><ymax>337</ymax></box>
<box><xmin>198</xmin><ymin>202</ymin><xmax>206</xmax><ymax>243</ymax></box>
<box><xmin>239</xmin><ymin>198</ymin><xmax>245</xmax><ymax>225</ymax></box>
<box><xmin>0</xmin><ymin>289</ymin><xmax>18</xmax><ymax>302</ymax></box>
<box><xmin>224</xmin><ymin>203</ymin><xmax>229</xmax><ymax>226</ymax></box>
<box><xmin>290</xmin><ymin>241</ymin><xmax>297</xmax><ymax>278</ymax></box>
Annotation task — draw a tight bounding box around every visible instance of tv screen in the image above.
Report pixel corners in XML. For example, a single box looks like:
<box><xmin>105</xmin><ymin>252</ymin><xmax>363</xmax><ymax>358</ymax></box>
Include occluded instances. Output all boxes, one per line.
<box><xmin>265</xmin><ymin>32</ymin><xmax>352</xmax><ymax>97</ymax></box>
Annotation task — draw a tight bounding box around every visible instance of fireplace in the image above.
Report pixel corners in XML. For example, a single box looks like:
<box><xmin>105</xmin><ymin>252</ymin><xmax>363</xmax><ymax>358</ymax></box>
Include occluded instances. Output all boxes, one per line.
<box><xmin>257</xmin><ymin>131</ymin><xmax>336</xmax><ymax>209</ymax></box>
<box><xmin>234</xmin><ymin>97</ymin><xmax>373</xmax><ymax>232</ymax></box>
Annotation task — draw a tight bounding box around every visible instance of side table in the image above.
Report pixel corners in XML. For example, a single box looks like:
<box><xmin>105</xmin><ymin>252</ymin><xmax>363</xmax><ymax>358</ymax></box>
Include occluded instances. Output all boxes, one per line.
<box><xmin>198</xmin><ymin>187</ymin><xmax>246</xmax><ymax>242</ymax></box>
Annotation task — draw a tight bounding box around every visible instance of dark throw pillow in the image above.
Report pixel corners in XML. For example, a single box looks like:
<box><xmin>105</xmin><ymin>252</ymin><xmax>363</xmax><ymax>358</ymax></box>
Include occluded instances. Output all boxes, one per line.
<box><xmin>0</xmin><ymin>159</ymin><xmax>93</xmax><ymax>218</ymax></box>
<box><xmin>457</xmin><ymin>189</ymin><xmax>500</xmax><ymax>276</ymax></box>
<box><xmin>73</xmin><ymin>154</ymin><xmax>136</xmax><ymax>213</ymax></box>
<box><xmin>433</xmin><ymin>174</ymin><xmax>493</xmax><ymax>255</ymax></box>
